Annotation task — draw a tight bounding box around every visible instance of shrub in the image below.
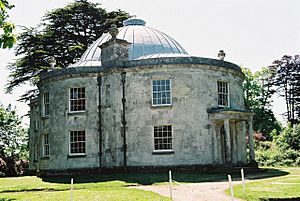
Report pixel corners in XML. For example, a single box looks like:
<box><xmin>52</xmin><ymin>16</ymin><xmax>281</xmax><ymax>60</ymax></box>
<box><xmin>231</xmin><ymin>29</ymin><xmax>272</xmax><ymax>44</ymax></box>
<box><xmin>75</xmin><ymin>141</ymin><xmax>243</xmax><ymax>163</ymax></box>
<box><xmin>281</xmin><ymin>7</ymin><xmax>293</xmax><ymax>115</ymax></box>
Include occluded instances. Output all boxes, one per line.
<box><xmin>255</xmin><ymin>142</ymin><xmax>300</xmax><ymax>167</ymax></box>
<box><xmin>16</xmin><ymin>159</ymin><xmax>29</xmax><ymax>175</ymax></box>
<box><xmin>0</xmin><ymin>157</ymin><xmax>7</xmax><ymax>176</ymax></box>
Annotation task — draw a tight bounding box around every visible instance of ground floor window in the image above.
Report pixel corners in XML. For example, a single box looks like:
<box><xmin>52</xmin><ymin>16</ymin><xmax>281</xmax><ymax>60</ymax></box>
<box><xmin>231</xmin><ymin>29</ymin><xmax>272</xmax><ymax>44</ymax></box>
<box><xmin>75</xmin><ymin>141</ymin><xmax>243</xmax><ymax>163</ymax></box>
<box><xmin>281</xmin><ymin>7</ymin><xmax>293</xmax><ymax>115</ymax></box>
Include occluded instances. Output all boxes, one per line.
<box><xmin>43</xmin><ymin>134</ymin><xmax>50</xmax><ymax>157</ymax></box>
<box><xmin>70</xmin><ymin>130</ymin><xmax>86</xmax><ymax>155</ymax></box>
<box><xmin>154</xmin><ymin>125</ymin><xmax>172</xmax><ymax>151</ymax></box>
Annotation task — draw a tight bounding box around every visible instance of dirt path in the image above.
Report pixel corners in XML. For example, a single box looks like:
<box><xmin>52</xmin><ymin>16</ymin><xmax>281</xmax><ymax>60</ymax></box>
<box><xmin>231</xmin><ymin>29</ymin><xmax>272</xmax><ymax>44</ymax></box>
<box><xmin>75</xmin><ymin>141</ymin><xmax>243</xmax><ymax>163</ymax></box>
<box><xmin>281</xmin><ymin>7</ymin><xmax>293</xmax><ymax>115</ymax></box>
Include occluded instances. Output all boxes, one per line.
<box><xmin>132</xmin><ymin>181</ymin><xmax>244</xmax><ymax>201</ymax></box>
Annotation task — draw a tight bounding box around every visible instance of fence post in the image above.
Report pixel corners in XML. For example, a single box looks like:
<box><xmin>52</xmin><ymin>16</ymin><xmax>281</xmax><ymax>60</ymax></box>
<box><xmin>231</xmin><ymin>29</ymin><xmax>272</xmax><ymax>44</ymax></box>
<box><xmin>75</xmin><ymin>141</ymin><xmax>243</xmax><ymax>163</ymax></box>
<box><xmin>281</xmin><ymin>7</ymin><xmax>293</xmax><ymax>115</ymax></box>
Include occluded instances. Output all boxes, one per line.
<box><xmin>241</xmin><ymin>168</ymin><xmax>245</xmax><ymax>193</ymax></box>
<box><xmin>228</xmin><ymin>175</ymin><xmax>234</xmax><ymax>201</ymax></box>
<box><xmin>70</xmin><ymin>178</ymin><xmax>73</xmax><ymax>201</ymax></box>
<box><xmin>169</xmin><ymin>170</ymin><xmax>173</xmax><ymax>200</ymax></box>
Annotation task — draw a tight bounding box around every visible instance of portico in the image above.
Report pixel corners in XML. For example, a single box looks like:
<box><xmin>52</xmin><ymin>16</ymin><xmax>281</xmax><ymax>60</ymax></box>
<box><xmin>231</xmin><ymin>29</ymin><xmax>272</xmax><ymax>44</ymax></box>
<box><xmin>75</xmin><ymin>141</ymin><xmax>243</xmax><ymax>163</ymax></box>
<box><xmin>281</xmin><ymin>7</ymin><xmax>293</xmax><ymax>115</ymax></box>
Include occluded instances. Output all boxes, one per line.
<box><xmin>208</xmin><ymin>108</ymin><xmax>255</xmax><ymax>166</ymax></box>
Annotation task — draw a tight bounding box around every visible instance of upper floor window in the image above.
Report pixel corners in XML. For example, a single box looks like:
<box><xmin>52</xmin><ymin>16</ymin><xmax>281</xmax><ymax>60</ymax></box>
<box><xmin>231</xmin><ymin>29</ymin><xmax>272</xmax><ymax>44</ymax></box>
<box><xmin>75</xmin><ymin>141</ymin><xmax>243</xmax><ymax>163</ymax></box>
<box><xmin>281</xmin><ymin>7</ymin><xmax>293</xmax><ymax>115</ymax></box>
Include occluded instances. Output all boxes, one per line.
<box><xmin>154</xmin><ymin>125</ymin><xmax>172</xmax><ymax>151</ymax></box>
<box><xmin>70</xmin><ymin>87</ymin><xmax>85</xmax><ymax>112</ymax></box>
<box><xmin>43</xmin><ymin>134</ymin><xmax>50</xmax><ymax>157</ymax></box>
<box><xmin>152</xmin><ymin>79</ymin><xmax>171</xmax><ymax>106</ymax></box>
<box><xmin>70</xmin><ymin>130</ymin><xmax>86</xmax><ymax>155</ymax></box>
<box><xmin>217</xmin><ymin>81</ymin><xmax>229</xmax><ymax>107</ymax></box>
<box><xmin>42</xmin><ymin>92</ymin><xmax>49</xmax><ymax>116</ymax></box>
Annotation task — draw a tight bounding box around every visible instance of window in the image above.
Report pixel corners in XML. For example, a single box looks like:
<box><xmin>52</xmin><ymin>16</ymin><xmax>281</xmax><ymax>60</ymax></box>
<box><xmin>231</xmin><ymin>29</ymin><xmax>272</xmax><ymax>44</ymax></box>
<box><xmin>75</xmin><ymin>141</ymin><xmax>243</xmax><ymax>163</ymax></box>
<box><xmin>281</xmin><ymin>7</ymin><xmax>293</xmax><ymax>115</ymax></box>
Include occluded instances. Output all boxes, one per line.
<box><xmin>70</xmin><ymin>131</ymin><xmax>86</xmax><ymax>155</ymax></box>
<box><xmin>217</xmin><ymin>81</ymin><xmax>229</xmax><ymax>107</ymax></box>
<box><xmin>154</xmin><ymin>125</ymin><xmax>172</xmax><ymax>151</ymax></box>
<box><xmin>43</xmin><ymin>92</ymin><xmax>49</xmax><ymax>116</ymax></box>
<box><xmin>43</xmin><ymin>134</ymin><xmax>50</xmax><ymax>157</ymax></box>
<box><xmin>70</xmin><ymin>87</ymin><xmax>85</xmax><ymax>112</ymax></box>
<box><xmin>34</xmin><ymin>121</ymin><xmax>39</xmax><ymax>131</ymax></box>
<box><xmin>152</xmin><ymin>79</ymin><xmax>171</xmax><ymax>106</ymax></box>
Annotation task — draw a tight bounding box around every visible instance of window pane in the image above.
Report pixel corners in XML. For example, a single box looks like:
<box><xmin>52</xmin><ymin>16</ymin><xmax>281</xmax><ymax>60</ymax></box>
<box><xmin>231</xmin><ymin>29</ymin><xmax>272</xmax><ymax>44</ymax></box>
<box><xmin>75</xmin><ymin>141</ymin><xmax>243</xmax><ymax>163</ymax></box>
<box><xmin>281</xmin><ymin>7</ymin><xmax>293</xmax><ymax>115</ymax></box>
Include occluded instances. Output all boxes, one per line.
<box><xmin>152</xmin><ymin>80</ymin><xmax>171</xmax><ymax>106</ymax></box>
<box><xmin>154</xmin><ymin>125</ymin><xmax>172</xmax><ymax>150</ymax></box>
<box><xmin>70</xmin><ymin>131</ymin><xmax>86</xmax><ymax>154</ymax></box>
<box><xmin>217</xmin><ymin>81</ymin><xmax>229</xmax><ymax>107</ymax></box>
<box><xmin>70</xmin><ymin>88</ymin><xmax>85</xmax><ymax>111</ymax></box>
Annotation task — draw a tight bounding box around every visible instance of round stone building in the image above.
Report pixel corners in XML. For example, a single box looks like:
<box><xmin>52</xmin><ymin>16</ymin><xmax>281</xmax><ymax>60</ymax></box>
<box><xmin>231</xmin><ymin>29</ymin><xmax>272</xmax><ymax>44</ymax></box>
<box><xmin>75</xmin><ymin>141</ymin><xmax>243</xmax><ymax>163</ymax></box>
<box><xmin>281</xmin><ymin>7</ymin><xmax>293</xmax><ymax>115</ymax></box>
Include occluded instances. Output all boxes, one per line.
<box><xmin>29</xmin><ymin>18</ymin><xmax>255</xmax><ymax>175</ymax></box>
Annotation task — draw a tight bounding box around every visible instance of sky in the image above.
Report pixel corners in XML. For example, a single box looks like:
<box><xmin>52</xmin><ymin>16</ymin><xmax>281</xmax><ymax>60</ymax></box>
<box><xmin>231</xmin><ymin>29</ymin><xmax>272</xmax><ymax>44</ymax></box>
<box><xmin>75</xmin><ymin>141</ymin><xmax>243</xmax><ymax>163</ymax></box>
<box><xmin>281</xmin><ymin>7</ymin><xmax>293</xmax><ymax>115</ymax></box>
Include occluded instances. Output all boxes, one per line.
<box><xmin>0</xmin><ymin>0</ymin><xmax>299</xmax><ymax>126</ymax></box>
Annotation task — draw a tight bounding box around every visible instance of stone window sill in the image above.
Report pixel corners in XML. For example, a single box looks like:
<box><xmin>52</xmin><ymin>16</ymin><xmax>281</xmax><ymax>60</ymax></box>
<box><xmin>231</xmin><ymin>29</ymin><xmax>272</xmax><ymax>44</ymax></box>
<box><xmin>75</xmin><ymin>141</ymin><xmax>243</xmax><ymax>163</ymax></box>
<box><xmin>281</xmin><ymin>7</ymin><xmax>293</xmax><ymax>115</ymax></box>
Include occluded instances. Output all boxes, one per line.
<box><xmin>67</xmin><ymin>154</ymin><xmax>86</xmax><ymax>158</ymax></box>
<box><xmin>150</xmin><ymin>105</ymin><xmax>173</xmax><ymax>109</ymax></box>
<box><xmin>68</xmin><ymin>111</ymin><xmax>86</xmax><ymax>116</ymax></box>
<box><xmin>40</xmin><ymin>156</ymin><xmax>50</xmax><ymax>160</ymax></box>
<box><xmin>152</xmin><ymin>151</ymin><xmax>174</xmax><ymax>155</ymax></box>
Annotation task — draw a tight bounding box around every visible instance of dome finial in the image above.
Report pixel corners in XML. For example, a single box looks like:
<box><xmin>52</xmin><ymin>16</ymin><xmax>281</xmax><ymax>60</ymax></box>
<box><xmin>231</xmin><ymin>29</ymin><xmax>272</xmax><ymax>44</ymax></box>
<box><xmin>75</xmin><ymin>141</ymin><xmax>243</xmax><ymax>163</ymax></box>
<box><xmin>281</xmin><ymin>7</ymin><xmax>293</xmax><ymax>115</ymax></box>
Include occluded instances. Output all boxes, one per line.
<box><xmin>109</xmin><ymin>24</ymin><xmax>118</xmax><ymax>38</ymax></box>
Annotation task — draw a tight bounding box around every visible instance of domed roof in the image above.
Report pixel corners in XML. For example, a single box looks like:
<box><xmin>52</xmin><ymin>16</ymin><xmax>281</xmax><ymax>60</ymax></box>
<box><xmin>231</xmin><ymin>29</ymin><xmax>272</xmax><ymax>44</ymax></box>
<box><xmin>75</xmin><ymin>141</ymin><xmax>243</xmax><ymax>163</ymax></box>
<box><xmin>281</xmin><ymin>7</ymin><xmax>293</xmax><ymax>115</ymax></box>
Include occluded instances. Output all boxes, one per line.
<box><xmin>70</xmin><ymin>18</ymin><xmax>188</xmax><ymax>67</ymax></box>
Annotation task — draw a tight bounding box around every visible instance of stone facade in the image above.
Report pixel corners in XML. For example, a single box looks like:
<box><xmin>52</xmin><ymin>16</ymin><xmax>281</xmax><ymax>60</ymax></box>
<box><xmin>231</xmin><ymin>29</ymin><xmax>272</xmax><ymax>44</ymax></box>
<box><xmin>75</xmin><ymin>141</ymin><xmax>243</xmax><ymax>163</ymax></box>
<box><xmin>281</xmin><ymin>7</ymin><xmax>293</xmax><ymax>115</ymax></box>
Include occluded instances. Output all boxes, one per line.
<box><xmin>29</xmin><ymin>19</ymin><xmax>255</xmax><ymax>175</ymax></box>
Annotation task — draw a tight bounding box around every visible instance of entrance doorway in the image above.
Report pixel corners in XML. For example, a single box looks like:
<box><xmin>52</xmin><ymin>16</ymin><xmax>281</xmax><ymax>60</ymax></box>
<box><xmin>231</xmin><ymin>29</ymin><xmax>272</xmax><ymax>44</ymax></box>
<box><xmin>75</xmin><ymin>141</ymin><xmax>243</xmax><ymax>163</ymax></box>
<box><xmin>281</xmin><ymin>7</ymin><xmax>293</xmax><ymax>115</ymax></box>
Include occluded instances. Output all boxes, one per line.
<box><xmin>220</xmin><ymin>125</ymin><xmax>226</xmax><ymax>164</ymax></box>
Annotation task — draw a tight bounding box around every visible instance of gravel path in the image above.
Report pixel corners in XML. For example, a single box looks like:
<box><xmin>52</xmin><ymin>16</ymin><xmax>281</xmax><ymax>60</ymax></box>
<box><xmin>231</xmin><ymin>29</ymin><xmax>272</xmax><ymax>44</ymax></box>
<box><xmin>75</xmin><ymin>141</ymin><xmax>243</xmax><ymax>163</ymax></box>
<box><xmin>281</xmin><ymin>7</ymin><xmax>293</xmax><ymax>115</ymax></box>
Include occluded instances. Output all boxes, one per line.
<box><xmin>132</xmin><ymin>181</ymin><xmax>245</xmax><ymax>201</ymax></box>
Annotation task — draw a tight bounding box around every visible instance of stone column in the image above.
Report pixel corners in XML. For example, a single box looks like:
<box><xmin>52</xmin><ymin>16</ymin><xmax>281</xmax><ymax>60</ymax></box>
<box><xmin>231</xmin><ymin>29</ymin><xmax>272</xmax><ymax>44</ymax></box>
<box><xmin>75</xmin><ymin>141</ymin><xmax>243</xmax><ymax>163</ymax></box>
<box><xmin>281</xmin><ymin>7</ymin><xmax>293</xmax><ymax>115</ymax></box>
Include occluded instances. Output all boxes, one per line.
<box><xmin>231</xmin><ymin>122</ymin><xmax>237</xmax><ymax>164</ymax></box>
<box><xmin>248</xmin><ymin>116</ymin><xmax>255</xmax><ymax>162</ymax></box>
<box><xmin>224</xmin><ymin>119</ymin><xmax>232</xmax><ymax>164</ymax></box>
<box><xmin>211</xmin><ymin>122</ymin><xmax>219</xmax><ymax>163</ymax></box>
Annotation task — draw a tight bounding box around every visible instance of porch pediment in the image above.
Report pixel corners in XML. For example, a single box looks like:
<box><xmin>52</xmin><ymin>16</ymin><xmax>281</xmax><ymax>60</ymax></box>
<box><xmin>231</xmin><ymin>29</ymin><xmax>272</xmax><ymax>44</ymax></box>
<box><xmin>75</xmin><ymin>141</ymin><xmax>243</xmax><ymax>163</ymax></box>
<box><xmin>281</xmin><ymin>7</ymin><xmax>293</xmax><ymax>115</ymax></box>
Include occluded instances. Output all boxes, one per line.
<box><xmin>207</xmin><ymin>107</ymin><xmax>253</xmax><ymax>121</ymax></box>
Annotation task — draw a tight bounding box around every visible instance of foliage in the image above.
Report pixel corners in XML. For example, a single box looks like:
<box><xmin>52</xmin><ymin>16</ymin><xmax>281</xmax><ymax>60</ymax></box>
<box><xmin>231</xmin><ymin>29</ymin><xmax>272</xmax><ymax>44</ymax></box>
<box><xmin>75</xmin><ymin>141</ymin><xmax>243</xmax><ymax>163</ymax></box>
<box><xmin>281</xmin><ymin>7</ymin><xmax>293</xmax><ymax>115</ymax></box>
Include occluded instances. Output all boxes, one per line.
<box><xmin>0</xmin><ymin>104</ymin><xmax>28</xmax><ymax>158</ymax></box>
<box><xmin>6</xmin><ymin>0</ymin><xmax>130</xmax><ymax>101</ymax></box>
<box><xmin>256</xmin><ymin>145</ymin><xmax>300</xmax><ymax>167</ymax></box>
<box><xmin>0</xmin><ymin>0</ymin><xmax>16</xmax><ymax>48</ymax></box>
<box><xmin>243</xmin><ymin>67</ymin><xmax>281</xmax><ymax>139</ymax></box>
<box><xmin>274</xmin><ymin>123</ymin><xmax>300</xmax><ymax>151</ymax></box>
<box><xmin>0</xmin><ymin>104</ymin><xmax>28</xmax><ymax>176</ymax></box>
<box><xmin>270</xmin><ymin>55</ymin><xmax>300</xmax><ymax>125</ymax></box>
<box><xmin>255</xmin><ymin>124</ymin><xmax>300</xmax><ymax>167</ymax></box>
<box><xmin>228</xmin><ymin>168</ymin><xmax>300</xmax><ymax>201</ymax></box>
<box><xmin>0</xmin><ymin>157</ymin><xmax>7</xmax><ymax>176</ymax></box>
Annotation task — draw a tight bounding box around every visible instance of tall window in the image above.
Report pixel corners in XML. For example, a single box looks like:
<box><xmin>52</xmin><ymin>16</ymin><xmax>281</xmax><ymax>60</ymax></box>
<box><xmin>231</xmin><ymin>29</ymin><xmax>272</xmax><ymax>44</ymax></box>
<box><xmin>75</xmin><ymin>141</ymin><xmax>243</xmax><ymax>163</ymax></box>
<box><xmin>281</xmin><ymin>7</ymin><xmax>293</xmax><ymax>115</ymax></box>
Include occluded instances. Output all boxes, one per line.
<box><xmin>217</xmin><ymin>81</ymin><xmax>229</xmax><ymax>107</ymax></box>
<box><xmin>43</xmin><ymin>92</ymin><xmax>49</xmax><ymax>116</ymax></box>
<box><xmin>154</xmin><ymin>125</ymin><xmax>172</xmax><ymax>151</ymax></box>
<box><xmin>70</xmin><ymin>88</ymin><xmax>85</xmax><ymax>112</ymax></box>
<box><xmin>43</xmin><ymin>134</ymin><xmax>50</xmax><ymax>157</ymax></box>
<box><xmin>152</xmin><ymin>79</ymin><xmax>171</xmax><ymax>106</ymax></box>
<box><xmin>70</xmin><ymin>131</ymin><xmax>86</xmax><ymax>155</ymax></box>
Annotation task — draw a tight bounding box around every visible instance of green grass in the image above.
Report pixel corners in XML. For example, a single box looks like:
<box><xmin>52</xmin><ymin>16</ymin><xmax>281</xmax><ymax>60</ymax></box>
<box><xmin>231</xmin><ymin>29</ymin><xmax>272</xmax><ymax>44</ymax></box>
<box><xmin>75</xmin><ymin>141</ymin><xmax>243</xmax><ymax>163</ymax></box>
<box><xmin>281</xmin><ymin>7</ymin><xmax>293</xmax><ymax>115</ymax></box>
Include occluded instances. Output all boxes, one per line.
<box><xmin>0</xmin><ymin>173</ymin><xmax>174</xmax><ymax>201</ymax></box>
<box><xmin>227</xmin><ymin>168</ymin><xmax>300</xmax><ymax>201</ymax></box>
<box><xmin>0</xmin><ymin>169</ymin><xmax>293</xmax><ymax>201</ymax></box>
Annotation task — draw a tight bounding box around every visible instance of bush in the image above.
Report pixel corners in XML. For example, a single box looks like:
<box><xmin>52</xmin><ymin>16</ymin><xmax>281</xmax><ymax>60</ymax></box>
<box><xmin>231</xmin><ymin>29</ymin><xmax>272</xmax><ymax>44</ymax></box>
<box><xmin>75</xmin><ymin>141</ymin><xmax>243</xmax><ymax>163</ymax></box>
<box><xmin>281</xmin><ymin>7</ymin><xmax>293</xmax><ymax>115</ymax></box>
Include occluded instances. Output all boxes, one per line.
<box><xmin>16</xmin><ymin>159</ymin><xmax>29</xmax><ymax>175</ymax></box>
<box><xmin>274</xmin><ymin>124</ymin><xmax>300</xmax><ymax>151</ymax></box>
<box><xmin>256</xmin><ymin>141</ymin><xmax>300</xmax><ymax>167</ymax></box>
<box><xmin>0</xmin><ymin>157</ymin><xmax>7</xmax><ymax>176</ymax></box>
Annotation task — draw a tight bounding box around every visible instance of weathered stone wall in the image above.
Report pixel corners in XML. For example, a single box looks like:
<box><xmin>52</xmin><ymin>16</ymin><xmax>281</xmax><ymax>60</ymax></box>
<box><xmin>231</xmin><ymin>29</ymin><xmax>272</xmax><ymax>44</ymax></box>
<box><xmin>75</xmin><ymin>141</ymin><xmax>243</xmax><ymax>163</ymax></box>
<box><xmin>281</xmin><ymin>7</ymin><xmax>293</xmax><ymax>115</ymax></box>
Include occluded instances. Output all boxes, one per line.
<box><xmin>30</xmin><ymin>59</ymin><xmax>247</xmax><ymax>172</ymax></box>
<box><xmin>37</xmin><ymin>76</ymin><xmax>100</xmax><ymax>170</ymax></box>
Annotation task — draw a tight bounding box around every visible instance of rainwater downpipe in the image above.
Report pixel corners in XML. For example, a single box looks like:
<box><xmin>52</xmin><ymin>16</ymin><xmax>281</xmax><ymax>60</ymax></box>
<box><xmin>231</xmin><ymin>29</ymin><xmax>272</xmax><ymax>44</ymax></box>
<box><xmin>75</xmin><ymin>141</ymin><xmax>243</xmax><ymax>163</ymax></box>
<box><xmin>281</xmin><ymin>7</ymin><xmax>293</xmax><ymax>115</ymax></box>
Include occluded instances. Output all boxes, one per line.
<box><xmin>121</xmin><ymin>72</ymin><xmax>127</xmax><ymax>173</ymax></box>
<box><xmin>97</xmin><ymin>76</ymin><xmax>102</xmax><ymax>173</ymax></box>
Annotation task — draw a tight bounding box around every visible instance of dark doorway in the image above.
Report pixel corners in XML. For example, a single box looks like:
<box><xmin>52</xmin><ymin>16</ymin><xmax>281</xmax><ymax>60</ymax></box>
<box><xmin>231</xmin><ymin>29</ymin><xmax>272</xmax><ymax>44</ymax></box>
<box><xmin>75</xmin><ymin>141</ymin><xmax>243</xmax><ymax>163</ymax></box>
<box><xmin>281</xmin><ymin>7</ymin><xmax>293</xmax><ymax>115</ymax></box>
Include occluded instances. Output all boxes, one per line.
<box><xmin>220</xmin><ymin>125</ymin><xmax>226</xmax><ymax>164</ymax></box>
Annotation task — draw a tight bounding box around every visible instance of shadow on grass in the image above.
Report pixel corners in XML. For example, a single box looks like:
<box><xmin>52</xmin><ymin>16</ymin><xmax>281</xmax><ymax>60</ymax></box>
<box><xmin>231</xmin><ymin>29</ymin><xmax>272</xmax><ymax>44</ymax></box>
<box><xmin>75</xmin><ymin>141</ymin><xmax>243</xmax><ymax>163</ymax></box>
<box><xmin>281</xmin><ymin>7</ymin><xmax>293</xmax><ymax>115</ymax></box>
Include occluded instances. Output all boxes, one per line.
<box><xmin>0</xmin><ymin>198</ymin><xmax>16</xmax><ymax>201</ymax></box>
<box><xmin>42</xmin><ymin>168</ymin><xmax>289</xmax><ymax>185</ymax></box>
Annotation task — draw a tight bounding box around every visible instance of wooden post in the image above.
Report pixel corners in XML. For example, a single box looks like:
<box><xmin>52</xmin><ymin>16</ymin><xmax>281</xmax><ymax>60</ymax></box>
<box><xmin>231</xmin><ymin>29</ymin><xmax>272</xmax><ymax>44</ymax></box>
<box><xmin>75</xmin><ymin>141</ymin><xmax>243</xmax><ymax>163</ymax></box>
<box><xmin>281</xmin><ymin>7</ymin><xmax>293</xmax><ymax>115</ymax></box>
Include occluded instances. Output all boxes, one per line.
<box><xmin>169</xmin><ymin>170</ymin><xmax>173</xmax><ymax>200</ymax></box>
<box><xmin>228</xmin><ymin>175</ymin><xmax>234</xmax><ymax>201</ymax></box>
<box><xmin>241</xmin><ymin>168</ymin><xmax>245</xmax><ymax>193</ymax></box>
<box><xmin>70</xmin><ymin>178</ymin><xmax>73</xmax><ymax>201</ymax></box>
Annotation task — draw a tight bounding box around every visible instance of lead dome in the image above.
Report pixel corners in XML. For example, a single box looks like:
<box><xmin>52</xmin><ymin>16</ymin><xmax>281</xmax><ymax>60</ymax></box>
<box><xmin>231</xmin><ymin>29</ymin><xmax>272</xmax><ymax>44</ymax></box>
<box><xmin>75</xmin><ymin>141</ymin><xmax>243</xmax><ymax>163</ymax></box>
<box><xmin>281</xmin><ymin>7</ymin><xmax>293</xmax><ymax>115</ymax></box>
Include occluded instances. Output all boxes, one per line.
<box><xmin>70</xmin><ymin>18</ymin><xmax>188</xmax><ymax>67</ymax></box>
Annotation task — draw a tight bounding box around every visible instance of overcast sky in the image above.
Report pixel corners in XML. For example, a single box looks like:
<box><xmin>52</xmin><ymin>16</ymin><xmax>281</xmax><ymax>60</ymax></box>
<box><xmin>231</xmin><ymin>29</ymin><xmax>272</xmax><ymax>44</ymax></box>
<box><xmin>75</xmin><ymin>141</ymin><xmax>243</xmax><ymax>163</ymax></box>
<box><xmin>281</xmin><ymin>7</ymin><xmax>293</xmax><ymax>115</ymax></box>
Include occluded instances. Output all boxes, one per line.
<box><xmin>0</xmin><ymin>0</ymin><xmax>299</xmax><ymax>125</ymax></box>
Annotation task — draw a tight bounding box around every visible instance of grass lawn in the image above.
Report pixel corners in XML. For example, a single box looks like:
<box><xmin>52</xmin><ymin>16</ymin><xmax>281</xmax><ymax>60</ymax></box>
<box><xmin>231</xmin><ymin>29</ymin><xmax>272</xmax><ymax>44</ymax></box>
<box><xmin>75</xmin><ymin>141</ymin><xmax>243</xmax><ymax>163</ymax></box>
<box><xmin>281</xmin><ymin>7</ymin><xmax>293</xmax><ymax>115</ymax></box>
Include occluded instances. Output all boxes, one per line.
<box><xmin>0</xmin><ymin>168</ymin><xmax>293</xmax><ymax>201</ymax></box>
<box><xmin>0</xmin><ymin>173</ymin><xmax>175</xmax><ymax>201</ymax></box>
<box><xmin>228</xmin><ymin>168</ymin><xmax>300</xmax><ymax>201</ymax></box>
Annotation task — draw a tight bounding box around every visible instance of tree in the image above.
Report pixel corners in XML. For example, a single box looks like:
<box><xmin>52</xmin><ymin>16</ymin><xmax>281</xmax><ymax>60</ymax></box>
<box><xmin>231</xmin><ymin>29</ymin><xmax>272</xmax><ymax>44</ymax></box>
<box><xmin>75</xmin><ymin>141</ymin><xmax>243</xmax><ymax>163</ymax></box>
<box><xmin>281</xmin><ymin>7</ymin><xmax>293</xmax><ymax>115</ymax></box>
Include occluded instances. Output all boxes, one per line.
<box><xmin>243</xmin><ymin>67</ymin><xmax>281</xmax><ymax>139</ymax></box>
<box><xmin>6</xmin><ymin>0</ymin><xmax>130</xmax><ymax>101</ymax></box>
<box><xmin>0</xmin><ymin>104</ymin><xmax>28</xmax><ymax>158</ymax></box>
<box><xmin>270</xmin><ymin>55</ymin><xmax>300</xmax><ymax>126</ymax></box>
<box><xmin>0</xmin><ymin>104</ymin><xmax>28</xmax><ymax>176</ymax></box>
<box><xmin>0</xmin><ymin>0</ymin><xmax>16</xmax><ymax>48</ymax></box>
